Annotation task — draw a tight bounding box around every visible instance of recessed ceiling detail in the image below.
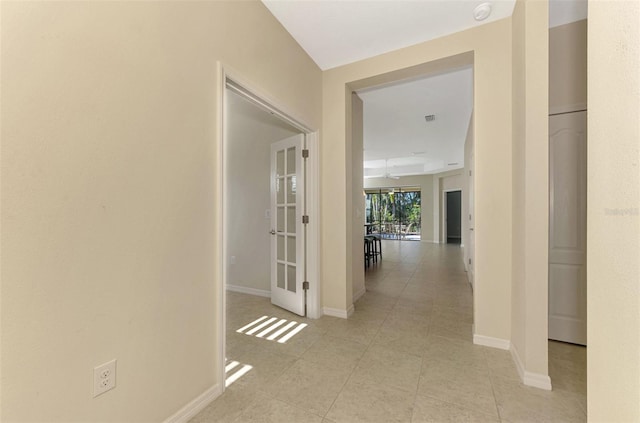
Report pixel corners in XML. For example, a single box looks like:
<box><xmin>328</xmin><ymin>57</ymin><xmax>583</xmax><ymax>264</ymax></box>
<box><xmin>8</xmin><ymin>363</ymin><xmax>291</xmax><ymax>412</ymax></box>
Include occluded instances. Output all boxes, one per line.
<box><xmin>359</xmin><ymin>67</ymin><xmax>473</xmax><ymax>178</ymax></box>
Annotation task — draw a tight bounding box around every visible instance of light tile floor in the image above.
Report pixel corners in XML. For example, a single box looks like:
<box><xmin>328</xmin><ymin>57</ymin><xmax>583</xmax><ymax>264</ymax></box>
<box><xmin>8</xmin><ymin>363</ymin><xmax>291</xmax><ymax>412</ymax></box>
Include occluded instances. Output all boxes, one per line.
<box><xmin>191</xmin><ymin>241</ymin><xmax>587</xmax><ymax>423</ymax></box>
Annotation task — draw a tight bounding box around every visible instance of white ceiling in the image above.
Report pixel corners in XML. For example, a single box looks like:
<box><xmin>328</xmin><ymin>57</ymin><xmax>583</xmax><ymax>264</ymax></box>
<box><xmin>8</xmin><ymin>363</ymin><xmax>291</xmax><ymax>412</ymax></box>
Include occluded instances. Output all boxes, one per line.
<box><xmin>359</xmin><ymin>67</ymin><xmax>473</xmax><ymax>177</ymax></box>
<box><xmin>262</xmin><ymin>0</ymin><xmax>587</xmax><ymax>179</ymax></box>
<box><xmin>262</xmin><ymin>0</ymin><xmax>516</xmax><ymax>71</ymax></box>
<box><xmin>263</xmin><ymin>0</ymin><xmax>587</xmax><ymax>70</ymax></box>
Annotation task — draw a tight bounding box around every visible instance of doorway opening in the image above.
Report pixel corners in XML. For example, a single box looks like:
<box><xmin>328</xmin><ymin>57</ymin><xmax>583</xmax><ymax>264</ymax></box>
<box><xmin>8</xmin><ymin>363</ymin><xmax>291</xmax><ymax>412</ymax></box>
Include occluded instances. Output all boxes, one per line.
<box><xmin>349</xmin><ymin>51</ymin><xmax>475</xmax><ymax>330</ymax></box>
<box><xmin>445</xmin><ymin>190</ymin><xmax>462</xmax><ymax>244</ymax></box>
<box><xmin>218</xmin><ymin>69</ymin><xmax>320</xmax><ymax>393</ymax></box>
<box><xmin>351</xmin><ymin>52</ymin><xmax>475</xmax><ymax>272</ymax></box>
<box><xmin>547</xmin><ymin>18</ymin><xmax>588</xmax><ymax>399</ymax></box>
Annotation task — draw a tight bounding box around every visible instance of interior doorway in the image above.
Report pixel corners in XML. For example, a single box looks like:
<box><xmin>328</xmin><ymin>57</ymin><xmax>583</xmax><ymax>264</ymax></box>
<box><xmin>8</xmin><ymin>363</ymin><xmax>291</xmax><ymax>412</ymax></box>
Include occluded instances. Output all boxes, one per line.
<box><xmin>351</xmin><ymin>53</ymin><xmax>475</xmax><ymax>300</ymax></box>
<box><xmin>218</xmin><ymin>70</ymin><xmax>321</xmax><ymax>393</ymax></box>
<box><xmin>445</xmin><ymin>190</ymin><xmax>462</xmax><ymax>244</ymax></box>
<box><xmin>225</xmin><ymin>89</ymin><xmax>301</xmax><ymax>301</ymax></box>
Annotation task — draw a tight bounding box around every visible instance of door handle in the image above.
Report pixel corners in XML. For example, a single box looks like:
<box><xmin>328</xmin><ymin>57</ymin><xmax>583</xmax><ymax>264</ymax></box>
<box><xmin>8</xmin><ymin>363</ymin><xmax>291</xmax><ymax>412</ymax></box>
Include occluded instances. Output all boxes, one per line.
<box><xmin>270</xmin><ymin>230</ymin><xmax>276</xmax><ymax>235</ymax></box>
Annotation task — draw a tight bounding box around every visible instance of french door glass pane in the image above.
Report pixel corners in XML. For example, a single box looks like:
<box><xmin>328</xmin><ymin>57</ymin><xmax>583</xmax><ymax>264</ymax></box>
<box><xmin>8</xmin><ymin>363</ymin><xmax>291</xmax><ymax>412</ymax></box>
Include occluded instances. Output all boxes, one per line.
<box><xmin>277</xmin><ymin>263</ymin><xmax>285</xmax><ymax>289</ymax></box>
<box><xmin>277</xmin><ymin>178</ymin><xmax>284</xmax><ymax>204</ymax></box>
<box><xmin>287</xmin><ymin>206</ymin><xmax>296</xmax><ymax>233</ymax></box>
<box><xmin>287</xmin><ymin>265</ymin><xmax>296</xmax><ymax>292</ymax></box>
<box><xmin>286</xmin><ymin>147</ymin><xmax>296</xmax><ymax>174</ymax></box>
<box><xmin>287</xmin><ymin>236</ymin><xmax>296</xmax><ymax>262</ymax></box>
<box><xmin>287</xmin><ymin>176</ymin><xmax>296</xmax><ymax>203</ymax></box>
<box><xmin>277</xmin><ymin>206</ymin><xmax>284</xmax><ymax>232</ymax></box>
<box><xmin>277</xmin><ymin>235</ymin><xmax>285</xmax><ymax>261</ymax></box>
<box><xmin>276</xmin><ymin>150</ymin><xmax>285</xmax><ymax>177</ymax></box>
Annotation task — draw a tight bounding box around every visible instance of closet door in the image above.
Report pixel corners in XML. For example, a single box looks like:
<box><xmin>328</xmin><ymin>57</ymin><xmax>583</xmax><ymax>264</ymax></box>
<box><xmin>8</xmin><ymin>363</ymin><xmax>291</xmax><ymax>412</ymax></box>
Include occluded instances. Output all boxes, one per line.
<box><xmin>549</xmin><ymin>111</ymin><xmax>587</xmax><ymax>345</ymax></box>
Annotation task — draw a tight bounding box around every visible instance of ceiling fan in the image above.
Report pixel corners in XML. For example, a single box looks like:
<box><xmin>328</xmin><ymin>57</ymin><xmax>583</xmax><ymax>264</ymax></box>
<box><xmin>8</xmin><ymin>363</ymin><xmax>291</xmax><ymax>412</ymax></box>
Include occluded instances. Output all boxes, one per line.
<box><xmin>383</xmin><ymin>159</ymin><xmax>400</xmax><ymax>179</ymax></box>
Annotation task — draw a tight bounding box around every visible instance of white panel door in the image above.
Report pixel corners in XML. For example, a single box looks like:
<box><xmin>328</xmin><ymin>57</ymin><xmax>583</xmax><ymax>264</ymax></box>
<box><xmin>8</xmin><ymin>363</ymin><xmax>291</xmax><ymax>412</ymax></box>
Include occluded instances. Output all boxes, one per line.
<box><xmin>549</xmin><ymin>111</ymin><xmax>587</xmax><ymax>345</ymax></box>
<box><xmin>270</xmin><ymin>134</ymin><xmax>306</xmax><ymax>316</ymax></box>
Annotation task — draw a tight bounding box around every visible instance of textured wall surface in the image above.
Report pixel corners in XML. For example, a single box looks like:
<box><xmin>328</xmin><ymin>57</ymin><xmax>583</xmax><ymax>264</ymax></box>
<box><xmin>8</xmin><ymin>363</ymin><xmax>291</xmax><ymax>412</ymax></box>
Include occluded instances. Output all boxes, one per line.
<box><xmin>587</xmin><ymin>1</ymin><xmax>640</xmax><ymax>420</ymax></box>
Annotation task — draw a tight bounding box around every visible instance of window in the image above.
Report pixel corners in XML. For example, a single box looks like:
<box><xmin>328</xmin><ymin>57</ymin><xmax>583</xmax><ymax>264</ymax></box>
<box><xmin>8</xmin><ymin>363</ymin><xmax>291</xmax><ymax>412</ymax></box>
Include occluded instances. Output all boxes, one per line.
<box><xmin>365</xmin><ymin>187</ymin><xmax>421</xmax><ymax>240</ymax></box>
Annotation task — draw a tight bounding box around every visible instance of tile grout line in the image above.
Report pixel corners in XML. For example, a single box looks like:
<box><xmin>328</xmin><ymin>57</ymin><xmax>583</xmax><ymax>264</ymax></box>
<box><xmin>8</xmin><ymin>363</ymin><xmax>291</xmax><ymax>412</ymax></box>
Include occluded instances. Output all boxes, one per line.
<box><xmin>484</xmin><ymin>346</ymin><xmax>506</xmax><ymax>422</ymax></box>
<box><xmin>321</xmin><ymin>279</ymin><xmax>401</xmax><ymax>420</ymax></box>
<box><xmin>207</xmin><ymin>243</ymin><xmax>585</xmax><ymax>423</ymax></box>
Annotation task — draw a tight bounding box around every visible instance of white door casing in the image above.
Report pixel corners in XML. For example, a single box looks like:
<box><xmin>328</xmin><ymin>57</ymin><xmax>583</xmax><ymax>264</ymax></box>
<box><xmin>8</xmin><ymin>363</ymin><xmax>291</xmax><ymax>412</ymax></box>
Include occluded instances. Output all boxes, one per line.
<box><xmin>270</xmin><ymin>134</ymin><xmax>306</xmax><ymax>316</ymax></box>
<box><xmin>468</xmin><ymin>149</ymin><xmax>475</xmax><ymax>288</ymax></box>
<box><xmin>549</xmin><ymin>111</ymin><xmax>587</xmax><ymax>345</ymax></box>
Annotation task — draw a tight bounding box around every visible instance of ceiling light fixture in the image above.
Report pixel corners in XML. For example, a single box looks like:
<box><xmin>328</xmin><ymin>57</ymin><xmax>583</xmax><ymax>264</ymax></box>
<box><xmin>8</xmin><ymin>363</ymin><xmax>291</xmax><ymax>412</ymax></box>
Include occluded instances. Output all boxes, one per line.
<box><xmin>473</xmin><ymin>2</ymin><xmax>492</xmax><ymax>21</ymax></box>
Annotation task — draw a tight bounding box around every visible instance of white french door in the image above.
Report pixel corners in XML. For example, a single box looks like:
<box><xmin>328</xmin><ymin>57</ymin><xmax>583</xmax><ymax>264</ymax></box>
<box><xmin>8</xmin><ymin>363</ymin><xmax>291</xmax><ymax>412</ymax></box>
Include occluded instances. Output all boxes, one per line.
<box><xmin>270</xmin><ymin>134</ymin><xmax>306</xmax><ymax>316</ymax></box>
<box><xmin>549</xmin><ymin>111</ymin><xmax>587</xmax><ymax>345</ymax></box>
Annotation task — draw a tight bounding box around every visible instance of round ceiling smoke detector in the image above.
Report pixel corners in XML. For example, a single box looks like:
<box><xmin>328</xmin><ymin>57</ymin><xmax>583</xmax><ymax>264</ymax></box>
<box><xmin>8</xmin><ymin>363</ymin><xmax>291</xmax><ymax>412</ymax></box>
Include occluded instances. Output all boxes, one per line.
<box><xmin>473</xmin><ymin>2</ymin><xmax>492</xmax><ymax>21</ymax></box>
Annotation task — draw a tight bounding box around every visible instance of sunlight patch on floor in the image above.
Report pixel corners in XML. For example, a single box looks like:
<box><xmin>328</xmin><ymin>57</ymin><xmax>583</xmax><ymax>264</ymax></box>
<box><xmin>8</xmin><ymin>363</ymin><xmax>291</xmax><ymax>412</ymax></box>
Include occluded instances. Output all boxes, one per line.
<box><xmin>236</xmin><ymin>315</ymin><xmax>307</xmax><ymax>344</ymax></box>
<box><xmin>225</xmin><ymin>359</ymin><xmax>253</xmax><ymax>388</ymax></box>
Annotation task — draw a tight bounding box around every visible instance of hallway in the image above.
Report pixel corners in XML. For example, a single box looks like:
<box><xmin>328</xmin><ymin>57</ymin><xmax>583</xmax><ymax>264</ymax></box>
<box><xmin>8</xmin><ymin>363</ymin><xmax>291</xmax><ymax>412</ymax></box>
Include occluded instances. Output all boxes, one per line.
<box><xmin>191</xmin><ymin>241</ymin><xmax>586</xmax><ymax>422</ymax></box>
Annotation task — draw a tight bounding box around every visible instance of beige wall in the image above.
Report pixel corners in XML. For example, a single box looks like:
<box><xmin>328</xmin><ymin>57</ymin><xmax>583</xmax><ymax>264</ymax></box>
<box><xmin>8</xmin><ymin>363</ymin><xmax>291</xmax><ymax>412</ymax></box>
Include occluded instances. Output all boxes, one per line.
<box><xmin>350</xmin><ymin>94</ymin><xmax>365</xmax><ymax>300</ymax></box>
<box><xmin>549</xmin><ymin>20</ymin><xmax>587</xmax><ymax>112</ymax></box>
<box><xmin>510</xmin><ymin>0</ymin><xmax>550</xmax><ymax>382</ymax></box>
<box><xmin>322</xmin><ymin>20</ymin><xmax>514</xmax><ymax>342</ymax></box>
<box><xmin>588</xmin><ymin>0</ymin><xmax>640</xmax><ymax>420</ymax></box>
<box><xmin>0</xmin><ymin>1</ymin><xmax>321</xmax><ymax>421</ymax></box>
<box><xmin>364</xmin><ymin>174</ymin><xmax>435</xmax><ymax>243</ymax></box>
<box><xmin>226</xmin><ymin>91</ymin><xmax>299</xmax><ymax>294</ymax></box>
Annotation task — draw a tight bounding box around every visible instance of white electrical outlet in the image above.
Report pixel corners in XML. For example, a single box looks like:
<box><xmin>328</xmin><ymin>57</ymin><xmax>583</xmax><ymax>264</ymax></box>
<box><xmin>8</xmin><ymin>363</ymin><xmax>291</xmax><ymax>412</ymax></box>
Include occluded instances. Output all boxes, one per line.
<box><xmin>230</xmin><ymin>256</ymin><xmax>236</xmax><ymax>265</ymax></box>
<box><xmin>93</xmin><ymin>359</ymin><xmax>116</xmax><ymax>397</ymax></box>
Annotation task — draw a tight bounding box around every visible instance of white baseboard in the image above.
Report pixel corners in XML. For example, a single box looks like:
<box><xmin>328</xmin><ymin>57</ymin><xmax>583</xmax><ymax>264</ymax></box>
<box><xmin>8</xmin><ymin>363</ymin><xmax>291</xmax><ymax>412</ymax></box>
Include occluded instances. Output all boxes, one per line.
<box><xmin>510</xmin><ymin>346</ymin><xmax>553</xmax><ymax>391</ymax></box>
<box><xmin>163</xmin><ymin>383</ymin><xmax>222</xmax><ymax>423</ymax></box>
<box><xmin>347</xmin><ymin>303</ymin><xmax>355</xmax><ymax>317</ymax></box>
<box><xmin>473</xmin><ymin>334</ymin><xmax>511</xmax><ymax>350</ymax></box>
<box><xmin>323</xmin><ymin>305</ymin><xmax>354</xmax><ymax>319</ymax></box>
<box><xmin>510</xmin><ymin>344</ymin><xmax>524</xmax><ymax>378</ymax></box>
<box><xmin>226</xmin><ymin>284</ymin><xmax>270</xmax><ymax>298</ymax></box>
<box><xmin>353</xmin><ymin>286</ymin><xmax>366</xmax><ymax>302</ymax></box>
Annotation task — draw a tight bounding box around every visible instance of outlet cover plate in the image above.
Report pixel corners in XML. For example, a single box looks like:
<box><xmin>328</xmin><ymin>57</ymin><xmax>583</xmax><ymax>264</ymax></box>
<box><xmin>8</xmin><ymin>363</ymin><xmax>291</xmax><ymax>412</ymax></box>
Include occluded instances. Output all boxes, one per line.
<box><xmin>93</xmin><ymin>359</ymin><xmax>117</xmax><ymax>397</ymax></box>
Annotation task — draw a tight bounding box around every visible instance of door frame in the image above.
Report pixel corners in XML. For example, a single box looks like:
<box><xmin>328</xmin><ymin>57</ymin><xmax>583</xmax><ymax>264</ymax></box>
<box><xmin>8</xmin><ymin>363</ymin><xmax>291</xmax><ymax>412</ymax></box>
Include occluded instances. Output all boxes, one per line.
<box><xmin>215</xmin><ymin>63</ymin><xmax>321</xmax><ymax>392</ymax></box>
